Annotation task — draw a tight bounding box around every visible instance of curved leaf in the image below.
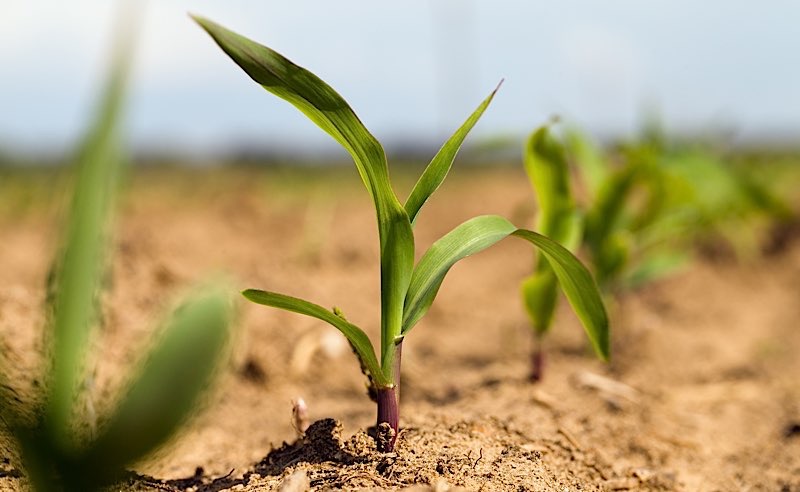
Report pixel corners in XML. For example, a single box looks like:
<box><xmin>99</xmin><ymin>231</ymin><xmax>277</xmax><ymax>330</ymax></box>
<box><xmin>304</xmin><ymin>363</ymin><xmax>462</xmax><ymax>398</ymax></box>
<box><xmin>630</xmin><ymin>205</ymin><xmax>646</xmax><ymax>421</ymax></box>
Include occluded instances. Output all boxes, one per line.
<box><xmin>403</xmin><ymin>215</ymin><xmax>609</xmax><ymax>360</ymax></box>
<box><xmin>524</xmin><ymin>126</ymin><xmax>577</xmax><ymax>244</ymax></box>
<box><xmin>512</xmin><ymin>228</ymin><xmax>609</xmax><ymax>359</ymax></box>
<box><xmin>242</xmin><ymin>289</ymin><xmax>388</xmax><ymax>387</ymax></box>
<box><xmin>520</xmin><ymin>269</ymin><xmax>559</xmax><ymax>335</ymax></box>
<box><xmin>404</xmin><ymin>82</ymin><xmax>501</xmax><ymax>224</ymax></box>
<box><xmin>194</xmin><ymin>16</ymin><xmax>414</xmax><ymax>380</ymax></box>
<box><xmin>522</xmin><ymin>126</ymin><xmax>581</xmax><ymax>334</ymax></box>
<box><xmin>565</xmin><ymin>128</ymin><xmax>607</xmax><ymax>199</ymax></box>
<box><xmin>584</xmin><ymin>164</ymin><xmax>638</xmax><ymax>252</ymax></box>
<box><xmin>46</xmin><ymin>27</ymin><xmax>131</xmax><ymax>444</ymax></box>
<box><xmin>624</xmin><ymin>250</ymin><xmax>689</xmax><ymax>289</ymax></box>
<box><xmin>192</xmin><ymin>16</ymin><xmax>391</xmax><ymax>210</ymax></box>
<box><xmin>79</xmin><ymin>286</ymin><xmax>233</xmax><ymax>479</ymax></box>
<box><xmin>403</xmin><ymin>215</ymin><xmax>514</xmax><ymax>332</ymax></box>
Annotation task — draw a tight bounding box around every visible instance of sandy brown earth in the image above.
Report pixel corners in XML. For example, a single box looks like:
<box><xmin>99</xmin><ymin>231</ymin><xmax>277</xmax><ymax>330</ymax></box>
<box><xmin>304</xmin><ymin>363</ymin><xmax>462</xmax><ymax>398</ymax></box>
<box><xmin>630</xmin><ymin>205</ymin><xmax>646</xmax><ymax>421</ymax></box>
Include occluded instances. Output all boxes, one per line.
<box><xmin>0</xmin><ymin>166</ymin><xmax>798</xmax><ymax>491</ymax></box>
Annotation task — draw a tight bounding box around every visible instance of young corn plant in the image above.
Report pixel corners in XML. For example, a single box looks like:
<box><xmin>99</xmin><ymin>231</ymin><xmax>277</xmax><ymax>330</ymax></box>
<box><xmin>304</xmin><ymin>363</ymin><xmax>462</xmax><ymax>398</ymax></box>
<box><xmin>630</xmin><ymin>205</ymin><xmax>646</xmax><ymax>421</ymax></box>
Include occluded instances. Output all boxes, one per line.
<box><xmin>0</xmin><ymin>28</ymin><xmax>233</xmax><ymax>492</ymax></box>
<box><xmin>194</xmin><ymin>16</ymin><xmax>608</xmax><ymax>452</ymax></box>
<box><xmin>522</xmin><ymin>125</ymin><xmax>680</xmax><ymax>381</ymax></box>
<box><xmin>520</xmin><ymin>127</ymin><xmax>583</xmax><ymax>382</ymax></box>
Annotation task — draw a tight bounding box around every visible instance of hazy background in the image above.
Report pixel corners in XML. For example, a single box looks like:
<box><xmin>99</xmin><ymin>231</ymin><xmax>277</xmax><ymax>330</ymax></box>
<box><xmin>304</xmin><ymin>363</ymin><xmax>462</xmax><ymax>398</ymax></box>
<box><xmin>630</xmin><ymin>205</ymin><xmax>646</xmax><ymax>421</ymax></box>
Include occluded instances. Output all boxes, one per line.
<box><xmin>1</xmin><ymin>0</ymin><xmax>799</xmax><ymax>158</ymax></box>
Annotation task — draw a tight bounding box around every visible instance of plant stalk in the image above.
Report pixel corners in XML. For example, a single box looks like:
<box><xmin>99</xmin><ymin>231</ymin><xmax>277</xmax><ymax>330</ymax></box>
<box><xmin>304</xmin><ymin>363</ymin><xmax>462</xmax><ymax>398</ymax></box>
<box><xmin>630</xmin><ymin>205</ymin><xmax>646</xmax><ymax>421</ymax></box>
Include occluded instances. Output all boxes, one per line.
<box><xmin>375</xmin><ymin>340</ymin><xmax>402</xmax><ymax>452</ymax></box>
<box><xmin>530</xmin><ymin>334</ymin><xmax>545</xmax><ymax>383</ymax></box>
<box><xmin>375</xmin><ymin>386</ymin><xmax>399</xmax><ymax>452</ymax></box>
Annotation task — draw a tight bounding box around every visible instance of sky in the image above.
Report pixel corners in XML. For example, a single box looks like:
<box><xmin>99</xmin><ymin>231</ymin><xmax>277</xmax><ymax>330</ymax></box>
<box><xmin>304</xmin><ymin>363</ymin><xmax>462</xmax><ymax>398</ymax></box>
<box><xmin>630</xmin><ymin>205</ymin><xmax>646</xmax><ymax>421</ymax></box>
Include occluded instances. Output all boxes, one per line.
<box><xmin>1</xmin><ymin>1</ymin><xmax>799</xmax><ymax>155</ymax></box>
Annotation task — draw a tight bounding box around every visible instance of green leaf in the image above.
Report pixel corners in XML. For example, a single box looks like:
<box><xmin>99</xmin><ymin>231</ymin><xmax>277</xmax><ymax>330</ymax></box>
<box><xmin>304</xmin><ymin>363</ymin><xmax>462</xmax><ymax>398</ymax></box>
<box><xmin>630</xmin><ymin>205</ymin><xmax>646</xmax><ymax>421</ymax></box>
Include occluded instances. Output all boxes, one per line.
<box><xmin>194</xmin><ymin>16</ymin><xmax>414</xmax><ymax>381</ymax></box>
<box><xmin>520</xmin><ymin>269</ymin><xmax>559</xmax><ymax>335</ymax></box>
<box><xmin>79</xmin><ymin>287</ymin><xmax>233</xmax><ymax>479</ymax></box>
<box><xmin>403</xmin><ymin>215</ymin><xmax>515</xmax><ymax>333</ymax></box>
<box><xmin>624</xmin><ymin>250</ymin><xmax>689</xmax><ymax>289</ymax></box>
<box><xmin>731</xmin><ymin>166</ymin><xmax>793</xmax><ymax>220</ymax></box>
<box><xmin>192</xmin><ymin>16</ymin><xmax>388</xmax><ymax>208</ymax></box>
<box><xmin>404</xmin><ymin>82</ymin><xmax>501</xmax><ymax>224</ymax></box>
<box><xmin>522</xmin><ymin>126</ymin><xmax>582</xmax><ymax>335</ymax></box>
<box><xmin>242</xmin><ymin>289</ymin><xmax>389</xmax><ymax>387</ymax></box>
<box><xmin>584</xmin><ymin>164</ymin><xmax>638</xmax><ymax>252</ymax></box>
<box><xmin>377</xmin><ymin>211</ymin><xmax>414</xmax><ymax>378</ymax></box>
<box><xmin>512</xmin><ymin>228</ymin><xmax>609</xmax><ymax>359</ymax></box>
<box><xmin>565</xmin><ymin>128</ymin><xmax>607</xmax><ymax>199</ymax></box>
<box><xmin>403</xmin><ymin>215</ymin><xmax>609</xmax><ymax>360</ymax></box>
<box><xmin>594</xmin><ymin>233</ymin><xmax>631</xmax><ymax>288</ymax></box>
<box><xmin>524</xmin><ymin>126</ymin><xmax>578</xmax><ymax>244</ymax></box>
<box><xmin>45</xmin><ymin>26</ymin><xmax>131</xmax><ymax>445</ymax></box>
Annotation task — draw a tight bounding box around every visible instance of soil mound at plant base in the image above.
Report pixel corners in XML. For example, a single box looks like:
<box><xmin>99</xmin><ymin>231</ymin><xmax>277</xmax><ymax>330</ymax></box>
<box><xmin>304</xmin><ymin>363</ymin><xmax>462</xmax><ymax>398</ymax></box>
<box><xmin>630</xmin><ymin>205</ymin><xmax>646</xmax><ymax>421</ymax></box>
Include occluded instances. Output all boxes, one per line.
<box><xmin>128</xmin><ymin>416</ymin><xmax>675</xmax><ymax>491</ymax></box>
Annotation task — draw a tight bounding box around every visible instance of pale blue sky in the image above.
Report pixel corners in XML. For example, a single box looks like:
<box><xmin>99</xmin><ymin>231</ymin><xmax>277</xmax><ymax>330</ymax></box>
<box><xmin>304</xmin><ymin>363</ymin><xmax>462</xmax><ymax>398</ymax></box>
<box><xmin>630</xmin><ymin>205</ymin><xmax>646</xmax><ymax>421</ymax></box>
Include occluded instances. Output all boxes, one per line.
<box><xmin>1</xmin><ymin>1</ymin><xmax>798</xmax><ymax>154</ymax></box>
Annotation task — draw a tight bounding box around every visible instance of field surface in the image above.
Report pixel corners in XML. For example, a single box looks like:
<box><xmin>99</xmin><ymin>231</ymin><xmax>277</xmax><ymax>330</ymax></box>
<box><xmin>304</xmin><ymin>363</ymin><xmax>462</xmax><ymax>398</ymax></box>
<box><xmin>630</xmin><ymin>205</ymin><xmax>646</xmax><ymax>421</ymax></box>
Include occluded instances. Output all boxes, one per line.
<box><xmin>1</xmin><ymin>166</ymin><xmax>798</xmax><ymax>491</ymax></box>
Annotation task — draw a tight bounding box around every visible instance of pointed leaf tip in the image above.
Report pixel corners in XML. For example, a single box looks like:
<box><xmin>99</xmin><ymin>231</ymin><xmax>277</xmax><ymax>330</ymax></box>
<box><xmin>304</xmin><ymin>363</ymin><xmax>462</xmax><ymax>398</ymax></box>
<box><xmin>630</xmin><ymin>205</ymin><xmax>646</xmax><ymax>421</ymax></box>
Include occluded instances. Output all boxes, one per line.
<box><xmin>404</xmin><ymin>84</ymin><xmax>502</xmax><ymax>224</ymax></box>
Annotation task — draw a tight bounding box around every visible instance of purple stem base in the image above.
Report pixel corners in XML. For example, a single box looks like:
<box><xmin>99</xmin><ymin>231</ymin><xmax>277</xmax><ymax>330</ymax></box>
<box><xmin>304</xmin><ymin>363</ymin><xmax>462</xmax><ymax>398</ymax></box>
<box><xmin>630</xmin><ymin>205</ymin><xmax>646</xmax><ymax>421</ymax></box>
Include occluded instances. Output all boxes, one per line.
<box><xmin>530</xmin><ymin>345</ymin><xmax>545</xmax><ymax>383</ymax></box>
<box><xmin>376</xmin><ymin>387</ymin><xmax>399</xmax><ymax>452</ymax></box>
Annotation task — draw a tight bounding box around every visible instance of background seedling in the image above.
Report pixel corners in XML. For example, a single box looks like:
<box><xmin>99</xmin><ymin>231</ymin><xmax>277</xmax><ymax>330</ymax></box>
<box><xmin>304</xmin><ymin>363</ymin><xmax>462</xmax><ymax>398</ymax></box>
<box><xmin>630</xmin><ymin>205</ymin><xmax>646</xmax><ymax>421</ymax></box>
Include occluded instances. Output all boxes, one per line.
<box><xmin>523</xmin><ymin>124</ymin><xmax>696</xmax><ymax>381</ymax></box>
<box><xmin>615</xmin><ymin>124</ymin><xmax>793</xmax><ymax>262</ymax></box>
<box><xmin>522</xmin><ymin>121</ymin><xmax>793</xmax><ymax>381</ymax></box>
<box><xmin>572</xmin><ymin>121</ymin><xmax>792</xmax><ymax>283</ymax></box>
<box><xmin>520</xmin><ymin>126</ymin><xmax>583</xmax><ymax>381</ymax></box>
<box><xmin>194</xmin><ymin>16</ymin><xmax>609</xmax><ymax>452</ymax></box>
<box><xmin>0</xmin><ymin>23</ymin><xmax>234</xmax><ymax>492</ymax></box>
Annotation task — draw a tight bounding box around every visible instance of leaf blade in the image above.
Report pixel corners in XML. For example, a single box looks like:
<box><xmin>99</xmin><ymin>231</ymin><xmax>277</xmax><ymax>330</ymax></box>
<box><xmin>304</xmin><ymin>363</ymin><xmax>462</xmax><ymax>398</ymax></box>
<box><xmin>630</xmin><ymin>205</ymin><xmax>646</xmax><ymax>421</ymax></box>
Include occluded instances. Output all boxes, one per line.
<box><xmin>520</xmin><ymin>268</ymin><xmax>559</xmax><ymax>335</ymax></box>
<box><xmin>512</xmin><ymin>229</ymin><xmax>609</xmax><ymax>359</ymax></box>
<box><xmin>402</xmin><ymin>215</ymin><xmax>515</xmax><ymax>333</ymax></box>
<box><xmin>403</xmin><ymin>215</ymin><xmax>609</xmax><ymax>360</ymax></box>
<box><xmin>80</xmin><ymin>286</ymin><xmax>233</xmax><ymax>481</ymax></box>
<box><xmin>242</xmin><ymin>289</ymin><xmax>388</xmax><ymax>387</ymax></box>
<box><xmin>192</xmin><ymin>16</ymin><xmax>386</xmax><ymax>203</ymax></box>
<box><xmin>191</xmin><ymin>15</ymin><xmax>406</xmax><ymax>234</ymax></box>
<box><xmin>404</xmin><ymin>82</ymin><xmax>501</xmax><ymax>224</ymax></box>
<box><xmin>524</xmin><ymin>125</ymin><xmax>580</xmax><ymax>246</ymax></box>
<box><xmin>194</xmin><ymin>16</ymin><xmax>415</xmax><ymax>381</ymax></box>
<box><xmin>45</xmin><ymin>26</ymin><xmax>131</xmax><ymax>442</ymax></box>
<box><xmin>522</xmin><ymin>126</ymin><xmax>582</xmax><ymax>334</ymax></box>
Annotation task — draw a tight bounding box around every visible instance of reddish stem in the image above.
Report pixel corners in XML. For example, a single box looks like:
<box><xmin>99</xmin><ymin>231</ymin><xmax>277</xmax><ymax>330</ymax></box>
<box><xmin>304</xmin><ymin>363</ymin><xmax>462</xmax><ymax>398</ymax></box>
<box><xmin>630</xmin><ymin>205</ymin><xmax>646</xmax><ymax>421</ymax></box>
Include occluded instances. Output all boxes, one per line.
<box><xmin>375</xmin><ymin>340</ymin><xmax>402</xmax><ymax>452</ymax></box>
<box><xmin>530</xmin><ymin>338</ymin><xmax>545</xmax><ymax>383</ymax></box>
<box><xmin>376</xmin><ymin>386</ymin><xmax>399</xmax><ymax>451</ymax></box>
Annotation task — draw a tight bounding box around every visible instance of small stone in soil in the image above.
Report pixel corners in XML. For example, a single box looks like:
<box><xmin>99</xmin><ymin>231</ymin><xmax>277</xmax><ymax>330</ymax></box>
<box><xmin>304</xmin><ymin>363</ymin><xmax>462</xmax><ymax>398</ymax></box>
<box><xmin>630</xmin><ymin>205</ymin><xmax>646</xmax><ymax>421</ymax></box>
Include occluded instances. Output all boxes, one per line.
<box><xmin>240</xmin><ymin>358</ymin><xmax>267</xmax><ymax>384</ymax></box>
<box><xmin>783</xmin><ymin>422</ymin><xmax>800</xmax><ymax>438</ymax></box>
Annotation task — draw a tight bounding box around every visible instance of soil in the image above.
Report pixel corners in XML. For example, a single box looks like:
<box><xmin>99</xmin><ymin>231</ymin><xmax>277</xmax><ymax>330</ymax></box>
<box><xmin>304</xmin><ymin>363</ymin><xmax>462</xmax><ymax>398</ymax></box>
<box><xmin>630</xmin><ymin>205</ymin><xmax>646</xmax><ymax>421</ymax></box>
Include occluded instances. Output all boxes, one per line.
<box><xmin>0</xmin><ymin>166</ymin><xmax>798</xmax><ymax>491</ymax></box>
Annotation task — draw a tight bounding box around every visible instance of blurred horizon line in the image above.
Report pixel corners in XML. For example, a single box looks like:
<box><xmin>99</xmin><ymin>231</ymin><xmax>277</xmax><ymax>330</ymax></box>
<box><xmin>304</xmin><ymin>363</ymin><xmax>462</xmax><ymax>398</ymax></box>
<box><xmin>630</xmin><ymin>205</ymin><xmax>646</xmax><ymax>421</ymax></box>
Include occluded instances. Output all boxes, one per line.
<box><xmin>3</xmin><ymin>129</ymin><xmax>800</xmax><ymax>168</ymax></box>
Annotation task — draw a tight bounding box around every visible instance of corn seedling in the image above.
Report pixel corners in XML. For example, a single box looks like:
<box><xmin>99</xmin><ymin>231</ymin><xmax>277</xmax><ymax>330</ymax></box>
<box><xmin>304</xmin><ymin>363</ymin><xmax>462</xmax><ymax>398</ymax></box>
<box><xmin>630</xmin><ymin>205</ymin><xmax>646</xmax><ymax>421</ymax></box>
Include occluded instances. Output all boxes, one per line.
<box><xmin>194</xmin><ymin>16</ymin><xmax>608</xmax><ymax>451</ymax></box>
<box><xmin>522</xmin><ymin>125</ymin><xmax>685</xmax><ymax>381</ymax></box>
<box><xmin>522</xmin><ymin>121</ymin><xmax>793</xmax><ymax>381</ymax></box>
<box><xmin>520</xmin><ymin>127</ymin><xmax>583</xmax><ymax>381</ymax></box>
<box><xmin>0</xmin><ymin>26</ymin><xmax>233</xmax><ymax>492</ymax></box>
